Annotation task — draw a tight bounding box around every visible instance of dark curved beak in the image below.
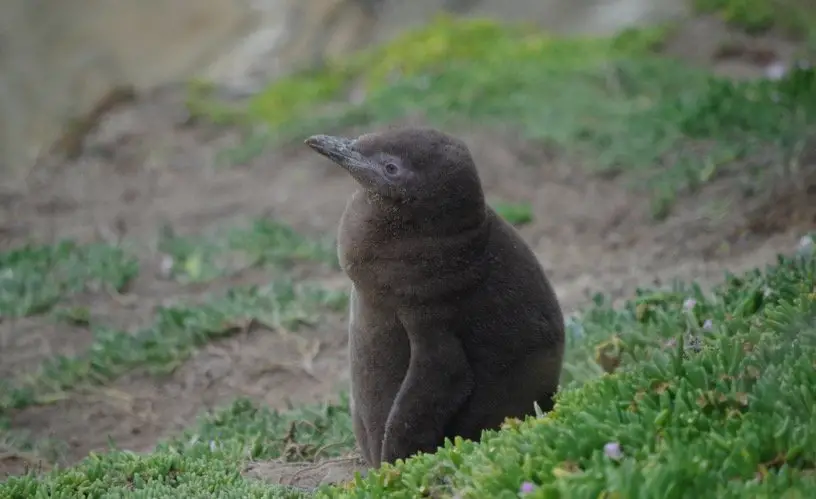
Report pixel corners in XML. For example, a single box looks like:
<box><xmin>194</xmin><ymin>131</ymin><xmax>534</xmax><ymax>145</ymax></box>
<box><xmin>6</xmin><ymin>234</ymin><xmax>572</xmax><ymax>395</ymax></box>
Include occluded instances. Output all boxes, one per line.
<box><xmin>304</xmin><ymin>135</ymin><xmax>372</xmax><ymax>174</ymax></box>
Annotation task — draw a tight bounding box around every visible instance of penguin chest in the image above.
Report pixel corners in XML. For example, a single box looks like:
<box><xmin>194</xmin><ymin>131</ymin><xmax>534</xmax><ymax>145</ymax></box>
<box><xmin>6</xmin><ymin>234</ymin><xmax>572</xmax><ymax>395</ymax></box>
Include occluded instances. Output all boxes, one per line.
<box><xmin>347</xmin><ymin>285</ymin><xmax>410</xmax><ymax>407</ymax></box>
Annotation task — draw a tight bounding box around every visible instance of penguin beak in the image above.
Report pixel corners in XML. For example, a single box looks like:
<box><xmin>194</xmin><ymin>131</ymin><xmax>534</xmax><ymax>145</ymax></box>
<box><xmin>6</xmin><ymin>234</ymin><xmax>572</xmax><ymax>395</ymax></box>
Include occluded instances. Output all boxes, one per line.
<box><xmin>304</xmin><ymin>134</ymin><xmax>375</xmax><ymax>179</ymax></box>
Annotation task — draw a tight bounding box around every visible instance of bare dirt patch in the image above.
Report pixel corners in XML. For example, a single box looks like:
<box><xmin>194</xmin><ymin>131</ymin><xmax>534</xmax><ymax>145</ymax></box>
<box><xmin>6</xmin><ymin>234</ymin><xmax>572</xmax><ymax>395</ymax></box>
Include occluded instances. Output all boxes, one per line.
<box><xmin>243</xmin><ymin>456</ymin><xmax>368</xmax><ymax>490</ymax></box>
<box><xmin>0</xmin><ymin>316</ymin><xmax>96</xmax><ymax>382</ymax></box>
<box><xmin>662</xmin><ymin>15</ymin><xmax>803</xmax><ymax>80</ymax></box>
<box><xmin>1</xmin><ymin>20</ymin><xmax>813</xmax><ymax>483</ymax></box>
<box><xmin>7</xmin><ymin>315</ymin><xmax>351</xmax><ymax>466</ymax></box>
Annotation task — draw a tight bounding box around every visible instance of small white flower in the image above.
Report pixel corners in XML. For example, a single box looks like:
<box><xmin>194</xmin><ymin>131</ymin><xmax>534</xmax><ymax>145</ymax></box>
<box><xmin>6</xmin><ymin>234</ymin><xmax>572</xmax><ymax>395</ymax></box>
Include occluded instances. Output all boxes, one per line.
<box><xmin>765</xmin><ymin>62</ymin><xmax>787</xmax><ymax>80</ymax></box>
<box><xmin>797</xmin><ymin>234</ymin><xmax>814</xmax><ymax>257</ymax></box>
<box><xmin>158</xmin><ymin>254</ymin><xmax>175</xmax><ymax>278</ymax></box>
<box><xmin>565</xmin><ymin>315</ymin><xmax>585</xmax><ymax>339</ymax></box>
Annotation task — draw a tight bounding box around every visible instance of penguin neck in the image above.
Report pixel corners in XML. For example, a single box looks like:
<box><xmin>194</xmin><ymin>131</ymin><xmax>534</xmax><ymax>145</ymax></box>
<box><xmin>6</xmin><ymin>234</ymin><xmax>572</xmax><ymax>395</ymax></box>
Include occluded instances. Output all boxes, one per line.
<box><xmin>363</xmin><ymin>185</ymin><xmax>486</xmax><ymax>237</ymax></box>
<box><xmin>338</xmin><ymin>188</ymin><xmax>491</xmax><ymax>287</ymax></box>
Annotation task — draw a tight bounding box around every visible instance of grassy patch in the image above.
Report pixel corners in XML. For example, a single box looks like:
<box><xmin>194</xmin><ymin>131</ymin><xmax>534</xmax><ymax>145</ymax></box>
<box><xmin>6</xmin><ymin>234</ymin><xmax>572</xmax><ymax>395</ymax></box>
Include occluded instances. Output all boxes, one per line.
<box><xmin>492</xmin><ymin>201</ymin><xmax>534</xmax><ymax>226</ymax></box>
<box><xmin>0</xmin><ymin>281</ymin><xmax>348</xmax><ymax>413</ymax></box>
<box><xmin>693</xmin><ymin>0</ymin><xmax>816</xmax><ymax>38</ymax></box>
<box><xmin>3</xmin><ymin>246</ymin><xmax>814</xmax><ymax>497</ymax></box>
<box><xmin>185</xmin><ymin>79</ymin><xmax>251</xmax><ymax>126</ymax></box>
<box><xmin>0</xmin><ymin>397</ymin><xmax>354</xmax><ymax>498</ymax></box>
<box><xmin>0</xmin><ymin>420</ymin><xmax>69</xmax><ymax>469</ymax></box>
<box><xmin>162</xmin><ymin>396</ymin><xmax>354</xmax><ymax>463</ymax></box>
<box><xmin>0</xmin><ymin>241</ymin><xmax>139</xmax><ymax>318</ymax></box>
<box><xmin>236</xmin><ymin>17</ymin><xmax>677</xmax><ymax>144</ymax></box>
<box><xmin>157</xmin><ymin>217</ymin><xmax>339</xmax><ymax>283</ymax></box>
<box><xmin>240</xmin><ymin>18</ymin><xmax>673</xmax><ymax>133</ymax></box>
<box><xmin>322</xmin><ymin>252</ymin><xmax>816</xmax><ymax>498</ymax></box>
<box><xmin>201</xmin><ymin>16</ymin><xmax>815</xmax><ymax>219</ymax></box>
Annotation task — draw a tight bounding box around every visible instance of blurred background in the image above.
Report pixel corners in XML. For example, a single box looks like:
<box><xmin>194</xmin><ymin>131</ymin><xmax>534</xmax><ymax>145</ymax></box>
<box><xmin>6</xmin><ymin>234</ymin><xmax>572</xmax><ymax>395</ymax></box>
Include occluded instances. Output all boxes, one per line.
<box><xmin>2</xmin><ymin>0</ymin><xmax>808</xmax><ymax>177</ymax></box>
<box><xmin>0</xmin><ymin>0</ymin><xmax>814</xmax><ymax>485</ymax></box>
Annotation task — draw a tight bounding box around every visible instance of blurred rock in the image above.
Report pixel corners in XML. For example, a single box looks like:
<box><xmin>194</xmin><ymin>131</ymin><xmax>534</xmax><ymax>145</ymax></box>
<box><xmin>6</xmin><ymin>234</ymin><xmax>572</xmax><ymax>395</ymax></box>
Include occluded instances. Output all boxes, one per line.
<box><xmin>0</xmin><ymin>0</ymin><xmax>690</xmax><ymax>179</ymax></box>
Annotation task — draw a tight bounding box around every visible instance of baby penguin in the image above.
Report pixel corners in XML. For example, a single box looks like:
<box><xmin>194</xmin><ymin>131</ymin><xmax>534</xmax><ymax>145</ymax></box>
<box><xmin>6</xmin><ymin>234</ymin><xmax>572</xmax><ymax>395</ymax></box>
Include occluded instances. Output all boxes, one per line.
<box><xmin>304</xmin><ymin>126</ymin><xmax>565</xmax><ymax>467</ymax></box>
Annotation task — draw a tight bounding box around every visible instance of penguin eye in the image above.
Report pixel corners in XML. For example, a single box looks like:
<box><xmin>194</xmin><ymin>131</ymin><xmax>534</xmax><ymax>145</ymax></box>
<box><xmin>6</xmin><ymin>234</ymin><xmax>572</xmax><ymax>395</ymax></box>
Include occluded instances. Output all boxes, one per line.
<box><xmin>384</xmin><ymin>162</ymin><xmax>399</xmax><ymax>175</ymax></box>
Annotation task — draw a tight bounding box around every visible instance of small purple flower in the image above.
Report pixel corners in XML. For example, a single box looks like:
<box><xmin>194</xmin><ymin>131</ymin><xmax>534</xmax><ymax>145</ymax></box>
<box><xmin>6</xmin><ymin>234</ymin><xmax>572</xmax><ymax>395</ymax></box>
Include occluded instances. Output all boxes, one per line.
<box><xmin>604</xmin><ymin>441</ymin><xmax>623</xmax><ymax>460</ymax></box>
<box><xmin>702</xmin><ymin>319</ymin><xmax>713</xmax><ymax>331</ymax></box>
<box><xmin>520</xmin><ymin>481</ymin><xmax>536</xmax><ymax>495</ymax></box>
<box><xmin>683</xmin><ymin>298</ymin><xmax>696</xmax><ymax>311</ymax></box>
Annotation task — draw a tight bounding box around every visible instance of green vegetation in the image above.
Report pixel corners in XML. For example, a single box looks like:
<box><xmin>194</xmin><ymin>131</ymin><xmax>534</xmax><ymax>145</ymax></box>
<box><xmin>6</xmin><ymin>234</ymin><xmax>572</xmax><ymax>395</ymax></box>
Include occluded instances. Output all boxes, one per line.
<box><xmin>0</xmin><ymin>398</ymin><xmax>353</xmax><ymax>499</ymax></box>
<box><xmin>3</xmin><ymin>240</ymin><xmax>814</xmax><ymax>497</ymax></box>
<box><xmin>0</xmin><ymin>220</ymin><xmax>346</xmax><ymax>485</ymax></box>
<box><xmin>0</xmin><ymin>425</ymin><xmax>68</xmax><ymax>472</ymax></box>
<box><xmin>693</xmin><ymin>0</ymin><xmax>816</xmax><ymax>38</ymax></box>
<box><xmin>0</xmin><ymin>281</ymin><xmax>347</xmax><ymax>414</ymax></box>
<box><xmin>185</xmin><ymin>79</ymin><xmax>250</xmax><ymax>127</ymax></box>
<box><xmin>158</xmin><ymin>218</ymin><xmax>339</xmax><ymax>283</ymax></box>
<box><xmin>3</xmin><ymin>13</ymin><xmax>816</xmax><ymax>499</ymax></box>
<box><xmin>240</xmin><ymin>18</ymin><xmax>673</xmax><ymax>133</ymax></box>
<box><xmin>328</xmin><ymin>252</ymin><xmax>816</xmax><ymax>498</ymax></box>
<box><xmin>492</xmin><ymin>201</ymin><xmax>534</xmax><ymax>226</ymax></box>
<box><xmin>0</xmin><ymin>241</ymin><xmax>138</xmax><ymax>318</ymax></box>
<box><xmin>199</xmin><ymin>16</ymin><xmax>815</xmax><ymax>219</ymax></box>
<box><xmin>164</xmin><ymin>396</ymin><xmax>354</xmax><ymax>463</ymax></box>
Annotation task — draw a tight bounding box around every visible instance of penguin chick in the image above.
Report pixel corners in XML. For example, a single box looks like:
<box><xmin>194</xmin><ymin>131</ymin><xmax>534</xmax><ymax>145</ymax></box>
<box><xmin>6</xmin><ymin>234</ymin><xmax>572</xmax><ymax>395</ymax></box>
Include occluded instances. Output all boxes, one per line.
<box><xmin>304</xmin><ymin>127</ymin><xmax>565</xmax><ymax>467</ymax></box>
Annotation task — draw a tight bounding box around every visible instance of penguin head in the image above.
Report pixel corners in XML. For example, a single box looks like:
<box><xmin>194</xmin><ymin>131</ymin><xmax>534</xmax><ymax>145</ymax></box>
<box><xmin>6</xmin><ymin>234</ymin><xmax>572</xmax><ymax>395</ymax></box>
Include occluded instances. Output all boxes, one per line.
<box><xmin>305</xmin><ymin>126</ymin><xmax>484</xmax><ymax>208</ymax></box>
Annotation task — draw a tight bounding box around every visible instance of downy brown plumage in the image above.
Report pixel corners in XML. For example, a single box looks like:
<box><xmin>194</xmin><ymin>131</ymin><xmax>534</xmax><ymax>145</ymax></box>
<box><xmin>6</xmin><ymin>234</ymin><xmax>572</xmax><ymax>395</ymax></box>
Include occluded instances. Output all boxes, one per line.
<box><xmin>304</xmin><ymin>126</ymin><xmax>565</xmax><ymax>467</ymax></box>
